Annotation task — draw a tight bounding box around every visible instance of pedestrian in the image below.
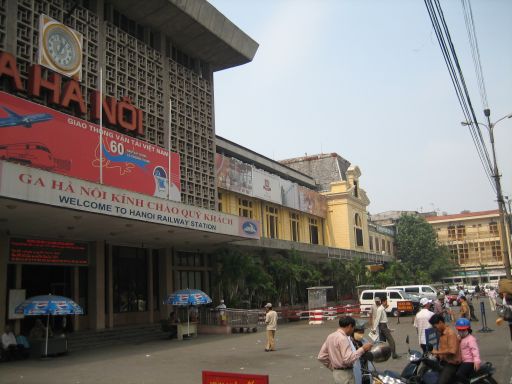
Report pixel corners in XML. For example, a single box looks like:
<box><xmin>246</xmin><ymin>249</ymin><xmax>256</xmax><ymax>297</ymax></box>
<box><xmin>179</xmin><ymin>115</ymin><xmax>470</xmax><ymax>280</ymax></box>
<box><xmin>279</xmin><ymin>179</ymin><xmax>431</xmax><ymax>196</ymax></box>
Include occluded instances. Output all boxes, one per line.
<box><xmin>459</xmin><ymin>296</ymin><xmax>470</xmax><ymax>320</ymax></box>
<box><xmin>474</xmin><ymin>284</ymin><xmax>480</xmax><ymax>300</ymax></box>
<box><xmin>369</xmin><ymin>297</ymin><xmax>381</xmax><ymax>340</ymax></box>
<box><xmin>434</xmin><ymin>292</ymin><xmax>451</xmax><ymax>323</ymax></box>
<box><xmin>372</xmin><ymin>297</ymin><xmax>400</xmax><ymax>359</ymax></box>
<box><xmin>414</xmin><ymin>298</ymin><xmax>434</xmax><ymax>353</ymax></box>
<box><xmin>488</xmin><ymin>287</ymin><xmax>497</xmax><ymax>311</ymax></box>
<box><xmin>429</xmin><ymin>314</ymin><xmax>462</xmax><ymax>384</ymax></box>
<box><xmin>454</xmin><ymin>318</ymin><xmax>481</xmax><ymax>384</ymax></box>
<box><xmin>264</xmin><ymin>302</ymin><xmax>278</xmax><ymax>352</ymax></box>
<box><xmin>216</xmin><ymin>299</ymin><xmax>227</xmax><ymax>326</ymax></box>
<box><xmin>350</xmin><ymin>320</ymin><xmax>373</xmax><ymax>384</ymax></box>
<box><xmin>318</xmin><ymin>316</ymin><xmax>373</xmax><ymax>384</ymax></box>
<box><xmin>1</xmin><ymin>324</ymin><xmax>22</xmax><ymax>361</ymax></box>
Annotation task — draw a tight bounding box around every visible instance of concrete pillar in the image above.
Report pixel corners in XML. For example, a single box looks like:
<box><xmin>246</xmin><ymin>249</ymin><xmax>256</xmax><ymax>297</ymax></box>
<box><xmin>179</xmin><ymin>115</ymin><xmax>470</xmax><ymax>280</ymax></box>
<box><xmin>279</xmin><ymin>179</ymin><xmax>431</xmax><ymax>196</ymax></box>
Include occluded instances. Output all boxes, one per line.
<box><xmin>0</xmin><ymin>234</ymin><xmax>8</xmax><ymax>332</ymax></box>
<box><xmin>147</xmin><ymin>249</ymin><xmax>154</xmax><ymax>323</ymax></box>
<box><xmin>72</xmin><ymin>267</ymin><xmax>80</xmax><ymax>331</ymax></box>
<box><xmin>106</xmin><ymin>245</ymin><xmax>113</xmax><ymax>328</ymax></box>
<box><xmin>14</xmin><ymin>264</ymin><xmax>21</xmax><ymax>334</ymax></box>
<box><xmin>88</xmin><ymin>241</ymin><xmax>105</xmax><ymax>330</ymax></box>
<box><xmin>159</xmin><ymin>248</ymin><xmax>173</xmax><ymax>320</ymax></box>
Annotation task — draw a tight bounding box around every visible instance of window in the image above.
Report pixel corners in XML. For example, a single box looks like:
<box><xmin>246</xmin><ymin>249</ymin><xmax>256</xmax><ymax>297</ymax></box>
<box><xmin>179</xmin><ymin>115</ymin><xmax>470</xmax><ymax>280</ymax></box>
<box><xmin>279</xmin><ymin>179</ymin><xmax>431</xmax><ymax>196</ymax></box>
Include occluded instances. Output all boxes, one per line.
<box><xmin>376</xmin><ymin>238</ymin><xmax>380</xmax><ymax>252</ymax></box>
<box><xmin>448</xmin><ymin>226</ymin><xmax>456</xmax><ymax>239</ymax></box>
<box><xmin>405</xmin><ymin>287</ymin><xmax>419</xmax><ymax>293</ymax></box>
<box><xmin>265</xmin><ymin>206</ymin><xmax>279</xmax><ymax>239</ymax></box>
<box><xmin>353</xmin><ymin>181</ymin><xmax>359</xmax><ymax>198</ymax></box>
<box><xmin>389</xmin><ymin>292</ymin><xmax>401</xmax><ymax>299</ymax></box>
<box><xmin>381</xmin><ymin>239</ymin><xmax>386</xmax><ymax>253</ymax></box>
<box><xmin>362</xmin><ymin>292</ymin><xmax>373</xmax><ymax>300</ymax></box>
<box><xmin>290</xmin><ymin>212</ymin><xmax>300</xmax><ymax>242</ymax></box>
<box><xmin>423</xmin><ymin>287</ymin><xmax>435</xmax><ymax>293</ymax></box>
<box><xmin>489</xmin><ymin>222</ymin><xmax>498</xmax><ymax>236</ymax></box>
<box><xmin>309</xmin><ymin>217</ymin><xmax>319</xmax><ymax>244</ymax></box>
<box><xmin>217</xmin><ymin>192</ymin><xmax>223</xmax><ymax>212</ymax></box>
<box><xmin>387</xmin><ymin>241</ymin><xmax>391</xmax><ymax>254</ymax></box>
<box><xmin>238</xmin><ymin>198</ymin><xmax>253</xmax><ymax>218</ymax></box>
<box><xmin>369</xmin><ymin>236</ymin><xmax>374</xmax><ymax>251</ymax></box>
<box><xmin>459</xmin><ymin>243</ymin><xmax>469</xmax><ymax>264</ymax></box>
<box><xmin>492</xmin><ymin>242</ymin><xmax>502</xmax><ymax>261</ymax></box>
<box><xmin>354</xmin><ymin>213</ymin><xmax>363</xmax><ymax>247</ymax></box>
<box><xmin>456</xmin><ymin>225</ymin><xmax>466</xmax><ymax>239</ymax></box>
<box><xmin>112</xmin><ymin>246</ymin><xmax>148</xmax><ymax>313</ymax></box>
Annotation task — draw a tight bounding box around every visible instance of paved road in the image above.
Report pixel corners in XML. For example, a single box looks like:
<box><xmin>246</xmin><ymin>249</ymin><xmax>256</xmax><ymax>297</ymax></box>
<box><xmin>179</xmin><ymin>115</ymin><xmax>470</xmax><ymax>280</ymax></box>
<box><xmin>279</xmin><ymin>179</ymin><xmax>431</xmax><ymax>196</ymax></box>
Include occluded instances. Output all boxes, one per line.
<box><xmin>0</xmin><ymin>308</ymin><xmax>510</xmax><ymax>383</ymax></box>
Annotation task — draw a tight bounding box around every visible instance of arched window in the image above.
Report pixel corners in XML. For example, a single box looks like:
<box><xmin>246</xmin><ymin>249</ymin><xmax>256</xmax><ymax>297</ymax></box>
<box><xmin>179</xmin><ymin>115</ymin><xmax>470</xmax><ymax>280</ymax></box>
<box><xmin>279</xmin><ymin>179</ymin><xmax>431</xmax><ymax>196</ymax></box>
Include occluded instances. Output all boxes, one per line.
<box><xmin>354</xmin><ymin>213</ymin><xmax>363</xmax><ymax>247</ymax></box>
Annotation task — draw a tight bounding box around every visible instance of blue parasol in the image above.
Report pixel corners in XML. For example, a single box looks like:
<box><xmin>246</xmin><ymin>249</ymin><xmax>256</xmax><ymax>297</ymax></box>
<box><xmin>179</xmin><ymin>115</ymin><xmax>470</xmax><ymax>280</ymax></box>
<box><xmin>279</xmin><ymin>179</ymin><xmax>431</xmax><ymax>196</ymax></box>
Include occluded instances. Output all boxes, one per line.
<box><xmin>15</xmin><ymin>294</ymin><xmax>83</xmax><ymax>357</ymax></box>
<box><xmin>164</xmin><ymin>289</ymin><xmax>212</xmax><ymax>336</ymax></box>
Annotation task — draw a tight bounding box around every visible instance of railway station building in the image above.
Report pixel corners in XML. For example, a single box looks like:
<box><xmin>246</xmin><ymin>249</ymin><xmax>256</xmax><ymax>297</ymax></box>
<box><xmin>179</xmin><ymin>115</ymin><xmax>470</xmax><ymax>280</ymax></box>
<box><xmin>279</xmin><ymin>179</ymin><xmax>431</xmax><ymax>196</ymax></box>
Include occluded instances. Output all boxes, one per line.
<box><xmin>0</xmin><ymin>0</ymin><xmax>392</xmax><ymax>334</ymax></box>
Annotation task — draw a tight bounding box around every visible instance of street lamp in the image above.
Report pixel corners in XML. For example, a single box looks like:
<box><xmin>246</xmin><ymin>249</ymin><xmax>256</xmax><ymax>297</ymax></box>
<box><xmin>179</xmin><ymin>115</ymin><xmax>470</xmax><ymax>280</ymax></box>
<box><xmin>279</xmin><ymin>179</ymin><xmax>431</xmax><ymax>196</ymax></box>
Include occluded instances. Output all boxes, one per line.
<box><xmin>462</xmin><ymin>109</ymin><xmax>512</xmax><ymax>279</ymax></box>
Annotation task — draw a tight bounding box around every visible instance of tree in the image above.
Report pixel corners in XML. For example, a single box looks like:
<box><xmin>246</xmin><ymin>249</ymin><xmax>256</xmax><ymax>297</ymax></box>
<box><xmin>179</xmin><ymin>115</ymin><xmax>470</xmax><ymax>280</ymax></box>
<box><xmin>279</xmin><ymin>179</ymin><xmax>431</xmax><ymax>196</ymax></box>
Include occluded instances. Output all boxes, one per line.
<box><xmin>395</xmin><ymin>214</ymin><xmax>455</xmax><ymax>280</ymax></box>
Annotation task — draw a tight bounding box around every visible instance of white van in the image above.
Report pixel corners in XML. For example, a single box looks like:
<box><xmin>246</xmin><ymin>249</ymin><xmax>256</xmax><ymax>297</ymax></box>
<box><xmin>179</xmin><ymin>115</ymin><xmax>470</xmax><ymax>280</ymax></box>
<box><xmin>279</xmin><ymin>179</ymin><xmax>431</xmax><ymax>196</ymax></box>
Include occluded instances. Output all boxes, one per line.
<box><xmin>359</xmin><ymin>289</ymin><xmax>419</xmax><ymax>317</ymax></box>
<box><xmin>386</xmin><ymin>285</ymin><xmax>437</xmax><ymax>300</ymax></box>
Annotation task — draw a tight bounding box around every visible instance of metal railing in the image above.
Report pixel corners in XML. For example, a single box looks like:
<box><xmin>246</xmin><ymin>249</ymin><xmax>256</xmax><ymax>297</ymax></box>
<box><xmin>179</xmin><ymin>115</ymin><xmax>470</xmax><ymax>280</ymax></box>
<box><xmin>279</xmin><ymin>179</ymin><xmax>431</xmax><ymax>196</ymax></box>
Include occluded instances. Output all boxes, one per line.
<box><xmin>198</xmin><ymin>307</ymin><xmax>264</xmax><ymax>328</ymax></box>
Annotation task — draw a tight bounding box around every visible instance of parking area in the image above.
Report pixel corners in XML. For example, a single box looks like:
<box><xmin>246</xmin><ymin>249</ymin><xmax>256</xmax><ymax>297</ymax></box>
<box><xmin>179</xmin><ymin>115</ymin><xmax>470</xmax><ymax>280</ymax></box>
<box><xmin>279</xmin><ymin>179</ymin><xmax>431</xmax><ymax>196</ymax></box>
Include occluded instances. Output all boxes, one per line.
<box><xmin>0</xmin><ymin>310</ymin><xmax>510</xmax><ymax>383</ymax></box>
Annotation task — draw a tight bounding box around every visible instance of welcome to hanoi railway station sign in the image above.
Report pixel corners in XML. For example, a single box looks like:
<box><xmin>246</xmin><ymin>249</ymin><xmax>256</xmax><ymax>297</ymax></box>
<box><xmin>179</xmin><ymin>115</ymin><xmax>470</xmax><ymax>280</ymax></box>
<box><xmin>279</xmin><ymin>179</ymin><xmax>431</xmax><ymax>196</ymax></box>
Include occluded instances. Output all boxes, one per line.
<box><xmin>0</xmin><ymin>160</ymin><xmax>260</xmax><ymax>239</ymax></box>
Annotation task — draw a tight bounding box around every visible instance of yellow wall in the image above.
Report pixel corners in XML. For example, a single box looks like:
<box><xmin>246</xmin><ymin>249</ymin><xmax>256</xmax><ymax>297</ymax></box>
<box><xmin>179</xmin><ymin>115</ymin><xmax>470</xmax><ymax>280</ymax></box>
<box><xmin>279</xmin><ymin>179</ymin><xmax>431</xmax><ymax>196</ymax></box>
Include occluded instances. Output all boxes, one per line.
<box><xmin>323</xmin><ymin>166</ymin><xmax>371</xmax><ymax>251</ymax></box>
<box><xmin>217</xmin><ymin>190</ymin><xmax>325</xmax><ymax>245</ymax></box>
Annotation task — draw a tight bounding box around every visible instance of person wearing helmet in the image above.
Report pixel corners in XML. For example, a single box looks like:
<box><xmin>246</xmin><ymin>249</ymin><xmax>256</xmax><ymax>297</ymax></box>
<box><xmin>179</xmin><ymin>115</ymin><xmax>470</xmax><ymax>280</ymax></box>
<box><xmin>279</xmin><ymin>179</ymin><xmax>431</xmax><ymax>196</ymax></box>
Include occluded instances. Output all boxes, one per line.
<box><xmin>454</xmin><ymin>318</ymin><xmax>481</xmax><ymax>383</ymax></box>
<box><xmin>351</xmin><ymin>320</ymin><xmax>369</xmax><ymax>384</ymax></box>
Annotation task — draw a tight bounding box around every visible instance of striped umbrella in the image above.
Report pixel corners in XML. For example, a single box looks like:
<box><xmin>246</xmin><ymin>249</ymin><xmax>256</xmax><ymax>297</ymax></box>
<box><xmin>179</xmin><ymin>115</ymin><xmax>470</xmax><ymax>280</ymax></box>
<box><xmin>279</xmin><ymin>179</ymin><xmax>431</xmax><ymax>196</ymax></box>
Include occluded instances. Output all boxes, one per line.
<box><xmin>164</xmin><ymin>289</ymin><xmax>212</xmax><ymax>336</ymax></box>
<box><xmin>15</xmin><ymin>294</ymin><xmax>83</xmax><ymax>357</ymax></box>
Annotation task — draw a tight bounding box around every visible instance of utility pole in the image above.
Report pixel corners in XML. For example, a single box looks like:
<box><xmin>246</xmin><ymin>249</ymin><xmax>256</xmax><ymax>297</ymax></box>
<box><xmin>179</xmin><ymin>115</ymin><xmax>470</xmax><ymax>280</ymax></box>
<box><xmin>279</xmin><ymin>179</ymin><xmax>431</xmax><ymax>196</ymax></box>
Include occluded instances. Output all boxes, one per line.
<box><xmin>484</xmin><ymin>108</ymin><xmax>511</xmax><ymax>279</ymax></box>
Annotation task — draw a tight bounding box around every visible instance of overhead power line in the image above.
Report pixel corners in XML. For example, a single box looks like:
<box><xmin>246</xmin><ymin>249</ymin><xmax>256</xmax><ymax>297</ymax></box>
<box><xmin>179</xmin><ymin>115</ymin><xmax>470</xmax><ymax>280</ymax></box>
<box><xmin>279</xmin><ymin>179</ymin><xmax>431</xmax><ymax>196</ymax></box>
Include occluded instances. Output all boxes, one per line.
<box><xmin>424</xmin><ymin>0</ymin><xmax>495</xmax><ymax>192</ymax></box>
<box><xmin>461</xmin><ymin>0</ymin><xmax>489</xmax><ymax>110</ymax></box>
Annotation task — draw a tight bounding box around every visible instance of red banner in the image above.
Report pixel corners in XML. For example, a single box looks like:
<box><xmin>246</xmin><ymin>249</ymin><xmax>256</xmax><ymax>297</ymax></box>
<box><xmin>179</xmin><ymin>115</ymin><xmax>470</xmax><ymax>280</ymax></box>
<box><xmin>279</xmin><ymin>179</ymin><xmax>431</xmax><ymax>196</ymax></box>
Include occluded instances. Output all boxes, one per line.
<box><xmin>202</xmin><ymin>371</ymin><xmax>269</xmax><ymax>384</ymax></box>
<box><xmin>0</xmin><ymin>92</ymin><xmax>180</xmax><ymax>200</ymax></box>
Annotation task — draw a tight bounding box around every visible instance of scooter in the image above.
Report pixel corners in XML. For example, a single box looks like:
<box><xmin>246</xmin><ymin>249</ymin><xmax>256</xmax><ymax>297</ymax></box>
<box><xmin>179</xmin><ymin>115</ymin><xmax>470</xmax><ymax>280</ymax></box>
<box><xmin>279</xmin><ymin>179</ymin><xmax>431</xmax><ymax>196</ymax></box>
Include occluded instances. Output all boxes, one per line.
<box><xmin>378</xmin><ymin>337</ymin><xmax>498</xmax><ymax>384</ymax></box>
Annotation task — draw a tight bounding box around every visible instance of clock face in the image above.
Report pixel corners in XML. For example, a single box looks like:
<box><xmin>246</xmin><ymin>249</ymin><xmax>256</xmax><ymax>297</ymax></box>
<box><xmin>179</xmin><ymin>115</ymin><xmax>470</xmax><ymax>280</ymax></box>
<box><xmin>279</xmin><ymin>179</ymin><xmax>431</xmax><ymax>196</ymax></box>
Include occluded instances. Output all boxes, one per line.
<box><xmin>43</xmin><ymin>24</ymin><xmax>81</xmax><ymax>72</ymax></box>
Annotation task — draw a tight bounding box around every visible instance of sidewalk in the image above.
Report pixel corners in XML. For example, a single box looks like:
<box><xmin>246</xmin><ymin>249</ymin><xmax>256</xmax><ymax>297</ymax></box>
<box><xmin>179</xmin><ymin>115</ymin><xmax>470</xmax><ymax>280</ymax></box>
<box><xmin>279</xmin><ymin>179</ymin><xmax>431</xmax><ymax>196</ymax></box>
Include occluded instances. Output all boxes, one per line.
<box><xmin>0</xmin><ymin>310</ymin><xmax>510</xmax><ymax>383</ymax></box>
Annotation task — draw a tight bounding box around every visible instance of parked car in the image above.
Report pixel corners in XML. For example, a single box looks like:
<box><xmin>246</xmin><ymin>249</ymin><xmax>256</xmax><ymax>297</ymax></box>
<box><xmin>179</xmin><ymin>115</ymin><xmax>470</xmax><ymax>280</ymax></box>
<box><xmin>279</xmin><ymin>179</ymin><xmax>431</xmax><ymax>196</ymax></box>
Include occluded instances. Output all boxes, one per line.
<box><xmin>359</xmin><ymin>289</ymin><xmax>419</xmax><ymax>317</ymax></box>
<box><xmin>386</xmin><ymin>285</ymin><xmax>438</xmax><ymax>300</ymax></box>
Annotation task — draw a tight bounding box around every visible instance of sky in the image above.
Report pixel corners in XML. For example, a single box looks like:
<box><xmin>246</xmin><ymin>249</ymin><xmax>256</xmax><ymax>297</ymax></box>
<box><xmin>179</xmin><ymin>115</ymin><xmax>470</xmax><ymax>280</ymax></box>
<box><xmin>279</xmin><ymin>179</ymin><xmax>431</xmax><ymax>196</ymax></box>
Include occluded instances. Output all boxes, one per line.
<box><xmin>209</xmin><ymin>0</ymin><xmax>512</xmax><ymax>216</ymax></box>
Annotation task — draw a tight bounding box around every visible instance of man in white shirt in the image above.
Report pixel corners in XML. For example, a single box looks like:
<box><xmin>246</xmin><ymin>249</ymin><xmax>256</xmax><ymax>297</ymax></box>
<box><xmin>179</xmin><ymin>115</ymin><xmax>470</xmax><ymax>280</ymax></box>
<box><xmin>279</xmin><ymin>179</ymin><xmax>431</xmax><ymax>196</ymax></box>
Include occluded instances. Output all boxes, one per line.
<box><xmin>264</xmin><ymin>303</ymin><xmax>278</xmax><ymax>352</ymax></box>
<box><xmin>488</xmin><ymin>288</ymin><xmax>497</xmax><ymax>311</ymax></box>
<box><xmin>414</xmin><ymin>298</ymin><xmax>434</xmax><ymax>352</ymax></box>
<box><xmin>372</xmin><ymin>297</ymin><xmax>399</xmax><ymax>359</ymax></box>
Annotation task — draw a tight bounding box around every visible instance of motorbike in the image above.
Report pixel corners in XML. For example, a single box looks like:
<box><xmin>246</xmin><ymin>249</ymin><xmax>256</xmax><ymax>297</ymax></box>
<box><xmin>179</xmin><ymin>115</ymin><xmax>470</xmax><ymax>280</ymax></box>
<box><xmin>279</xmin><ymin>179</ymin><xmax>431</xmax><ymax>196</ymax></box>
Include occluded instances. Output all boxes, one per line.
<box><xmin>370</xmin><ymin>337</ymin><xmax>497</xmax><ymax>384</ymax></box>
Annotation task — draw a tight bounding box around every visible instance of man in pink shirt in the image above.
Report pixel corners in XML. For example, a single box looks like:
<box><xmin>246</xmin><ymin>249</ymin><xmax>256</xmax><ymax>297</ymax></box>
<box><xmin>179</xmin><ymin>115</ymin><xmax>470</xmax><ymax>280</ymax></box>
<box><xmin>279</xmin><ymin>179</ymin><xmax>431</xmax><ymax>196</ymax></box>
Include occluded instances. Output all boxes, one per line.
<box><xmin>318</xmin><ymin>316</ymin><xmax>373</xmax><ymax>384</ymax></box>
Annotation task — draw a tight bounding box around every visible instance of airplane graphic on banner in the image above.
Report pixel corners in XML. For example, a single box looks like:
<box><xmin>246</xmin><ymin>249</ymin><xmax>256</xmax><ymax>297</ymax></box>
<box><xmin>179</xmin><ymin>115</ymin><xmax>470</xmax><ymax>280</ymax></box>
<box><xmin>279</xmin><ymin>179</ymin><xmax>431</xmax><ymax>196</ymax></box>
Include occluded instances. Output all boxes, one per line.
<box><xmin>0</xmin><ymin>106</ymin><xmax>53</xmax><ymax>128</ymax></box>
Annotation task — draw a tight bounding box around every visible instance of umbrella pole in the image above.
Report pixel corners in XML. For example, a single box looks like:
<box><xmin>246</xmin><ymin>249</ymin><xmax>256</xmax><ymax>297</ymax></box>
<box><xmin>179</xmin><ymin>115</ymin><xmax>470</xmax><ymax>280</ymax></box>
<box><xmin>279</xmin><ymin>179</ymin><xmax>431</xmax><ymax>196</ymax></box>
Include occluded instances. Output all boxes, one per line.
<box><xmin>45</xmin><ymin>314</ymin><xmax>49</xmax><ymax>357</ymax></box>
<box><xmin>187</xmin><ymin>307</ymin><xmax>190</xmax><ymax>336</ymax></box>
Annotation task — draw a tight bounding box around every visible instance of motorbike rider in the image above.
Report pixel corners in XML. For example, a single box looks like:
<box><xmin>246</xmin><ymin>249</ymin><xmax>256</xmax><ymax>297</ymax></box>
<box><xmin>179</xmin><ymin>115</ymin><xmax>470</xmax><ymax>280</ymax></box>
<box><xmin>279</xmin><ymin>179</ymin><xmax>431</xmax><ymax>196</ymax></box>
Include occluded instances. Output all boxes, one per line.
<box><xmin>429</xmin><ymin>314</ymin><xmax>461</xmax><ymax>384</ymax></box>
<box><xmin>454</xmin><ymin>318</ymin><xmax>481</xmax><ymax>384</ymax></box>
<box><xmin>351</xmin><ymin>320</ymin><xmax>374</xmax><ymax>384</ymax></box>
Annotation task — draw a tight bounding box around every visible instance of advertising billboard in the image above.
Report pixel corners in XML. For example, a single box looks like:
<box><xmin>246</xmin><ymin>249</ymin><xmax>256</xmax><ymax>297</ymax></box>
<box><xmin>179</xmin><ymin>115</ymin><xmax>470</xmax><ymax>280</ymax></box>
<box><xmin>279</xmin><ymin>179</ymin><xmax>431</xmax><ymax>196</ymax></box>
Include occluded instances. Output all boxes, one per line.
<box><xmin>252</xmin><ymin>168</ymin><xmax>281</xmax><ymax>204</ymax></box>
<box><xmin>0</xmin><ymin>92</ymin><xmax>180</xmax><ymax>201</ymax></box>
<box><xmin>299</xmin><ymin>186</ymin><xmax>327</xmax><ymax>218</ymax></box>
<box><xmin>281</xmin><ymin>179</ymin><xmax>300</xmax><ymax>210</ymax></box>
<box><xmin>215</xmin><ymin>154</ymin><xmax>252</xmax><ymax>195</ymax></box>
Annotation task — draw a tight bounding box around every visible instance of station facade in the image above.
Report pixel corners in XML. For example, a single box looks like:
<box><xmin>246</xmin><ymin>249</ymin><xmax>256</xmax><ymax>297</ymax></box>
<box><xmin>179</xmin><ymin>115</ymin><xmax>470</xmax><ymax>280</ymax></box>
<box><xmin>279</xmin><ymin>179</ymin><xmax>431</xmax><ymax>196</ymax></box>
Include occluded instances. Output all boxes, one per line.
<box><xmin>0</xmin><ymin>0</ymin><xmax>392</xmax><ymax>334</ymax></box>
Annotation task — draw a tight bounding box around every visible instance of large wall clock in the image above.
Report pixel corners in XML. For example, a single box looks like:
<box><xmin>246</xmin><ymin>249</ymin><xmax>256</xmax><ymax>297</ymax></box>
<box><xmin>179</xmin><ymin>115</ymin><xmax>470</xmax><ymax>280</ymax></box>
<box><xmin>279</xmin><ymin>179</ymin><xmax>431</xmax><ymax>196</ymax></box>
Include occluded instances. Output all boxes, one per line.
<box><xmin>38</xmin><ymin>14</ymin><xmax>83</xmax><ymax>81</ymax></box>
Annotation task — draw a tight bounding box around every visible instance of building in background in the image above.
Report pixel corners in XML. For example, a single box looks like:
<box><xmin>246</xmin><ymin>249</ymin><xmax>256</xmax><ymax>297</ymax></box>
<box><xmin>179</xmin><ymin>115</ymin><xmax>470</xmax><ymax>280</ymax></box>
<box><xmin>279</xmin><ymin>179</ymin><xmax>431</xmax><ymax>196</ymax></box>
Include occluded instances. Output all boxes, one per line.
<box><xmin>426</xmin><ymin>210</ymin><xmax>511</xmax><ymax>285</ymax></box>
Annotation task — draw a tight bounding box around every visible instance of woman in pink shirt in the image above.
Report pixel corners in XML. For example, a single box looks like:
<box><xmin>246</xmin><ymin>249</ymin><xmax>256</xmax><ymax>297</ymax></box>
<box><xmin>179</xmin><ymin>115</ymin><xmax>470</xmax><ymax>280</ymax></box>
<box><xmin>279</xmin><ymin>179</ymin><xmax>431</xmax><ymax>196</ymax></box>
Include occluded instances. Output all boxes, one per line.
<box><xmin>454</xmin><ymin>318</ymin><xmax>480</xmax><ymax>383</ymax></box>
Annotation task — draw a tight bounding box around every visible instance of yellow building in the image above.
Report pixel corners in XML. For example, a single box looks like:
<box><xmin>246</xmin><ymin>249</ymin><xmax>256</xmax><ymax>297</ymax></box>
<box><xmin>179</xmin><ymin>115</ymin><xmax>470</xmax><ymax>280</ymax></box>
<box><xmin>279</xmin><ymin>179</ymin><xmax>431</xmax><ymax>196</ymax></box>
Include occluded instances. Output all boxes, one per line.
<box><xmin>216</xmin><ymin>141</ymin><xmax>393</xmax><ymax>262</ymax></box>
<box><xmin>426</xmin><ymin>210</ymin><xmax>511</xmax><ymax>284</ymax></box>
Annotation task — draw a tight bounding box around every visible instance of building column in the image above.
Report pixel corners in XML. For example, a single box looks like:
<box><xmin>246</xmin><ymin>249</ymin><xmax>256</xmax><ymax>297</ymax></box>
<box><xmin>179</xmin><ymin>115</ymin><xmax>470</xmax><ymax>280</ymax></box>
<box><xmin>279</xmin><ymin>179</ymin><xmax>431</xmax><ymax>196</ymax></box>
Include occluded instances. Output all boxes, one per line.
<box><xmin>159</xmin><ymin>248</ymin><xmax>173</xmax><ymax>320</ymax></box>
<box><xmin>106</xmin><ymin>245</ymin><xmax>113</xmax><ymax>328</ymax></box>
<box><xmin>14</xmin><ymin>264</ymin><xmax>21</xmax><ymax>334</ymax></box>
<box><xmin>0</xmin><ymin>234</ymin><xmax>8</xmax><ymax>332</ymax></box>
<box><xmin>72</xmin><ymin>267</ymin><xmax>80</xmax><ymax>331</ymax></box>
<box><xmin>88</xmin><ymin>241</ymin><xmax>105</xmax><ymax>330</ymax></box>
<box><xmin>147</xmin><ymin>249</ymin><xmax>154</xmax><ymax>323</ymax></box>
